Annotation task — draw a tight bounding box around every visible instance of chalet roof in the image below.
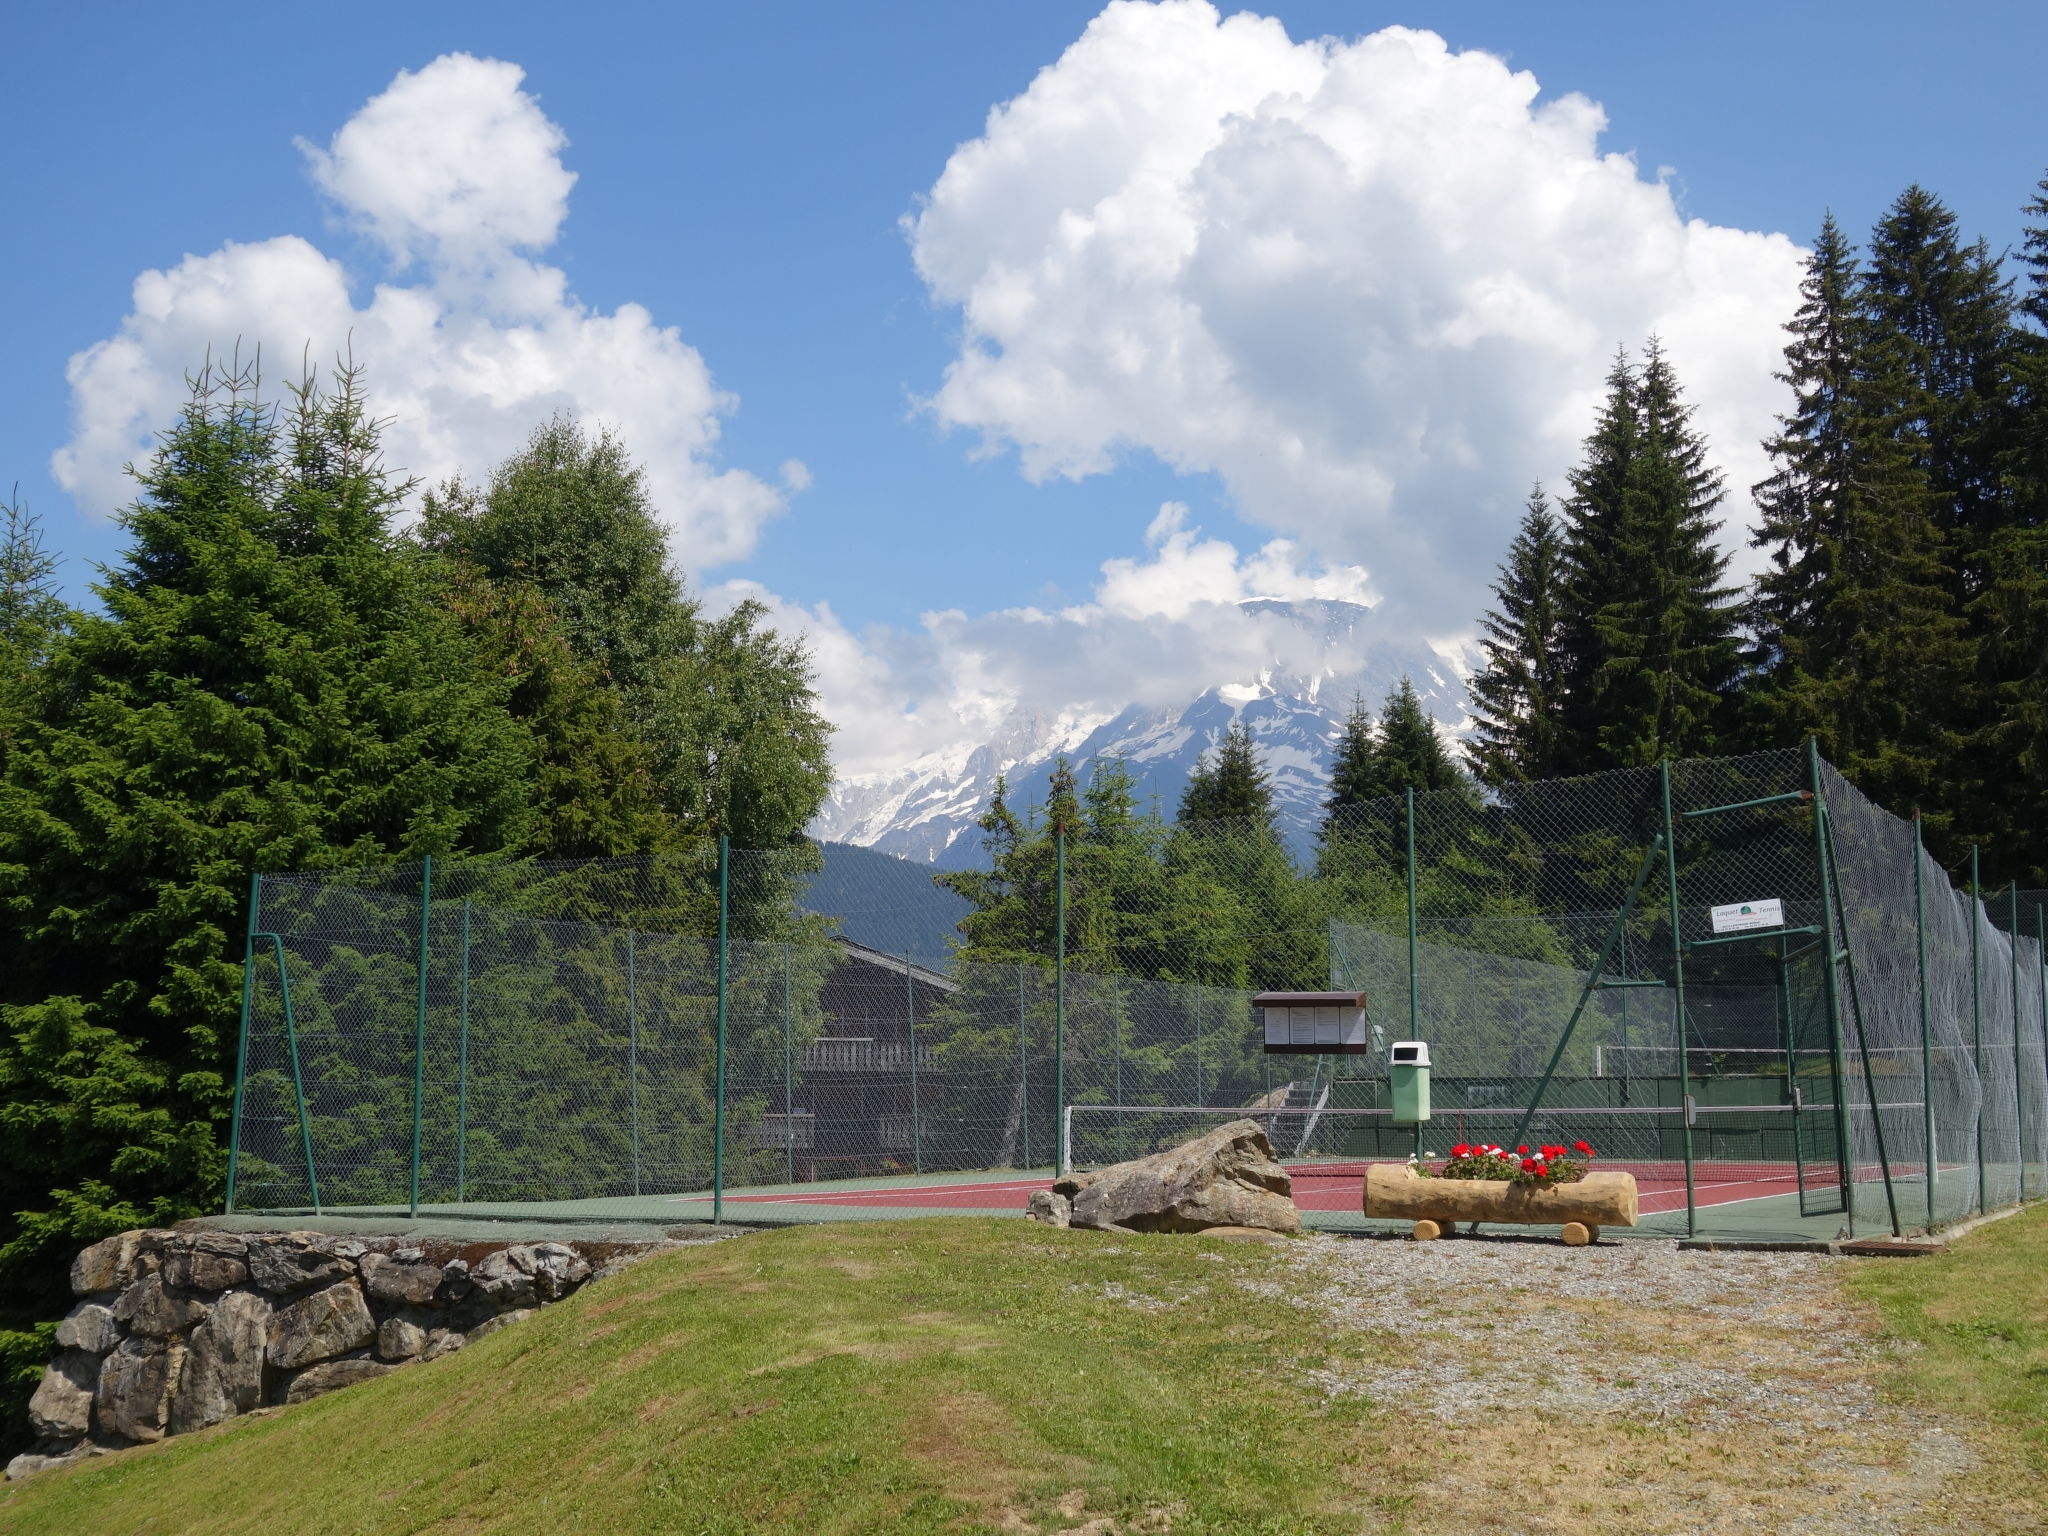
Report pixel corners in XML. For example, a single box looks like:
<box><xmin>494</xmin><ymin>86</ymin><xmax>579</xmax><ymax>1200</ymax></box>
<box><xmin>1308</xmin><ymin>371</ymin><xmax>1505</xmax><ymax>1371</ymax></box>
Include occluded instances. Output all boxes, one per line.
<box><xmin>831</xmin><ymin>937</ymin><xmax>960</xmax><ymax>993</ymax></box>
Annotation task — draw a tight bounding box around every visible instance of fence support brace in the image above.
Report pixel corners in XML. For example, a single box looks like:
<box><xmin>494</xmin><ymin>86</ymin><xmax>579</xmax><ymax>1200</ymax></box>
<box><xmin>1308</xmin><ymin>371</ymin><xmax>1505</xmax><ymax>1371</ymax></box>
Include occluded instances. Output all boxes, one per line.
<box><xmin>225</xmin><ymin>872</ymin><xmax>261</xmax><ymax>1215</ymax></box>
<box><xmin>714</xmin><ymin>835</ymin><xmax>730</xmax><ymax>1225</ymax></box>
<box><xmin>408</xmin><ymin>855</ymin><xmax>432</xmax><ymax>1219</ymax></box>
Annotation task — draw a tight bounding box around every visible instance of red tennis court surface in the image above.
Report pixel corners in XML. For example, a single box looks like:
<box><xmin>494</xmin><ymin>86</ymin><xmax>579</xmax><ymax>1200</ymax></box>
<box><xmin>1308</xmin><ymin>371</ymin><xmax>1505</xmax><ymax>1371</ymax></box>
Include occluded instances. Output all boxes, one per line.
<box><xmin>704</xmin><ymin>1158</ymin><xmax>1851</xmax><ymax>1217</ymax></box>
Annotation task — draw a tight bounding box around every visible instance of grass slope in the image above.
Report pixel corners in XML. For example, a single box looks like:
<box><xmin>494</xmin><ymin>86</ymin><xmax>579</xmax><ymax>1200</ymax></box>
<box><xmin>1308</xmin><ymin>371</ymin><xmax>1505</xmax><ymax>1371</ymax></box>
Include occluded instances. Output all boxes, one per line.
<box><xmin>0</xmin><ymin>1222</ymin><xmax>1392</xmax><ymax>1536</ymax></box>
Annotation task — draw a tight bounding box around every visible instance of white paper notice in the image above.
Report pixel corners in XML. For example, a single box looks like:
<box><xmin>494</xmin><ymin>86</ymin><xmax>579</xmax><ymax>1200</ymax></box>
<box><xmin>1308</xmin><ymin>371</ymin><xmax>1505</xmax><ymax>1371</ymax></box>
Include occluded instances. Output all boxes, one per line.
<box><xmin>1710</xmin><ymin>898</ymin><xmax>1784</xmax><ymax>934</ymax></box>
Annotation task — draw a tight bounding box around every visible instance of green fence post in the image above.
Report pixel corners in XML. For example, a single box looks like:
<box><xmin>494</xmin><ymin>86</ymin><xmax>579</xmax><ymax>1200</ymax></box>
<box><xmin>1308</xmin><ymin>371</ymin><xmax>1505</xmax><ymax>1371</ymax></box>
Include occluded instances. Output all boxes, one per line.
<box><xmin>2012</xmin><ymin>882</ymin><xmax>2025</xmax><ymax>1201</ymax></box>
<box><xmin>2037</xmin><ymin>904</ymin><xmax>2047</xmax><ymax>1192</ymax></box>
<box><xmin>1808</xmin><ymin>743</ymin><xmax>1855</xmax><ymax>1232</ymax></box>
<box><xmin>456</xmin><ymin>899</ymin><xmax>471</xmax><ymax>1205</ymax></box>
<box><xmin>906</xmin><ymin>949</ymin><xmax>922</xmax><ymax>1174</ymax></box>
<box><xmin>714</xmin><ymin>836</ymin><xmax>730</xmax><ymax>1225</ymax></box>
<box><xmin>1971</xmin><ymin>845</ymin><xmax>1985</xmax><ymax>1214</ymax></box>
<box><xmin>784</xmin><ymin>942</ymin><xmax>795</xmax><ymax>1185</ymax></box>
<box><xmin>224</xmin><ymin>872</ymin><xmax>262</xmax><ymax>1215</ymax></box>
<box><xmin>1819</xmin><ymin>801</ymin><xmax>1901</xmax><ymax>1235</ymax></box>
<box><xmin>1405</xmin><ymin>786</ymin><xmax>1419</xmax><ymax>1042</ymax></box>
<box><xmin>1914</xmin><ymin>818</ymin><xmax>1935</xmax><ymax>1230</ymax></box>
<box><xmin>264</xmin><ymin>935</ymin><xmax>321</xmax><ymax>1215</ymax></box>
<box><xmin>1018</xmin><ymin>962</ymin><xmax>1030</xmax><ymax>1171</ymax></box>
<box><xmin>1054</xmin><ymin>826</ymin><xmax>1066</xmax><ymax>1171</ymax></box>
<box><xmin>1661</xmin><ymin>761</ymin><xmax>1698</xmax><ymax>1236</ymax></box>
<box><xmin>409</xmin><ymin>855</ymin><xmax>433</xmax><ymax>1219</ymax></box>
<box><xmin>628</xmin><ymin>928</ymin><xmax>640</xmax><ymax>1199</ymax></box>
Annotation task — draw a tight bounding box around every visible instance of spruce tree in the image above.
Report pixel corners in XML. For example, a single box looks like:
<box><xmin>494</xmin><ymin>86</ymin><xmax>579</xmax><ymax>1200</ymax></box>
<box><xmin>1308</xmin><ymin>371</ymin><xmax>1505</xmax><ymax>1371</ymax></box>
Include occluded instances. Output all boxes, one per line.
<box><xmin>1749</xmin><ymin>215</ymin><xmax>1970</xmax><ymax>826</ymax></box>
<box><xmin>1466</xmin><ymin>487</ymin><xmax>1567</xmax><ymax>785</ymax></box>
<box><xmin>1557</xmin><ymin>342</ymin><xmax>1741</xmax><ymax>770</ymax></box>
<box><xmin>1862</xmin><ymin>185</ymin><xmax>2017</xmax><ymax>595</ymax></box>
<box><xmin>1373</xmin><ymin>676</ymin><xmax>1467</xmax><ymax>794</ymax></box>
<box><xmin>1178</xmin><ymin>721</ymin><xmax>1273</xmax><ymax>825</ymax></box>
<box><xmin>1323</xmin><ymin>697</ymin><xmax>1382</xmax><ymax>815</ymax></box>
<box><xmin>0</xmin><ymin>364</ymin><xmax>540</xmax><ymax>1416</ymax></box>
<box><xmin>421</xmin><ymin>419</ymin><xmax>832</xmax><ymax>847</ymax></box>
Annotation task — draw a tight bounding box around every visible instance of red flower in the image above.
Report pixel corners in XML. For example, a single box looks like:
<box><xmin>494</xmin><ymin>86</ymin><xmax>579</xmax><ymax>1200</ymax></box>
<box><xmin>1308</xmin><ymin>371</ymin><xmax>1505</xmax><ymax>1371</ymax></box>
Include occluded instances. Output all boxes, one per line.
<box><xmin>1451</xmin><ymin>1143</ymin><xmax>1471</xmax><ymax>1157</ymax></box>
<box><xmin>1574</xmin><ymin>1140</ymin><xmax>1593</xmax><ymax>1155</ymax></box>
<box><xmin>1517</xmin><ymin>1145</ymin><xmax>1528</xmax><ymax>1155</ymax></box>
<box><xmin>1521</xmin><ymin>1158</ymin><xmax>1538</xmax><ymax>1173</ymax></box>
<box><xmin>1535</xmin><ymin>1166</ymin><xmax>1550</xmax><ymax>1178</ymax></box>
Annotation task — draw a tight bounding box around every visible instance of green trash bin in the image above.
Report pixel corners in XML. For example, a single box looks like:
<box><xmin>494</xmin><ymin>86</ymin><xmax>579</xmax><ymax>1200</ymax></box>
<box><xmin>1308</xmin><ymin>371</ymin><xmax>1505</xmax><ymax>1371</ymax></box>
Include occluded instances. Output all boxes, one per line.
<box><xmin>1390</xmin><ymin>1040</ymin><xmax>1431</xmax><ymax>1125</ymax></box>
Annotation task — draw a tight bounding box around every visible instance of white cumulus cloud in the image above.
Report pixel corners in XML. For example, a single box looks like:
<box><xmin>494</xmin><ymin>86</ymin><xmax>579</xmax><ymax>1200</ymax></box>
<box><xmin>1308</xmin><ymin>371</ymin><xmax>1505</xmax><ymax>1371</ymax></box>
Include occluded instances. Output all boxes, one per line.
<box><xmin>55</xmin><ymin>53</ymin><xmax>789</xmax><ymax>566</ymax></box>
<box><xmin>716</xmin><ymin>507</ymin><xmax>1413</xmax><ymax>779</ymax></box>
<box><xmin>909</xmin><ymin>1</ymin><xmax>1806</xmax><ymax>626</ymax></box>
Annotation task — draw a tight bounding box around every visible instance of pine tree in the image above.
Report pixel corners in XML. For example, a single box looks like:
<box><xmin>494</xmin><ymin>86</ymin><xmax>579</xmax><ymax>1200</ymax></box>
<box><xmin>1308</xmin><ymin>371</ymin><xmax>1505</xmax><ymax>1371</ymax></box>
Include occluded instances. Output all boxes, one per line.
<box><xmin>1323</xmin><ymin>697</ymin><xmax>1381</xmax><ymax>813</ymax></box>
<box><xmin>421</xmin><ymin>419</ymin><xmax>832</xmax><ymax>846</ymax></box>
<box><xmin>1749</xmin><ymin>215</ymin><xmax>1971</xmax><ymax>826</ymax></box>
<box><xmin>1373</xmin><ymin>676</ymin><xmax>1467</xmax><ymax>794</ymax></box>
<box><xmin>0</xmin><ymin>363</ymin><xmax>541</xmax><ymax>1417</ymax></box>
<box><xmin>1862</xmin><ymin>186</ymin><xmax>2017</xmax><ymax>596</ymax></box>
<box><xmin>1466</xmin><ymin>488</ymin><xmax>1567</xmax><ymax>785</ymax></box>
<box><xmin>1557</xmin><ymin>341</ymin><xmax>1742</xmax><ymax>769</ymax></box>
<box><xmin>0</xmin><ymin>490</ymin><xmax>70</xmax><ymax>772</ymax></box>
<box><xmin>1177</xmin><ymin>721</ymin><xmax>1272</xmax><ymax>825</ymax></box>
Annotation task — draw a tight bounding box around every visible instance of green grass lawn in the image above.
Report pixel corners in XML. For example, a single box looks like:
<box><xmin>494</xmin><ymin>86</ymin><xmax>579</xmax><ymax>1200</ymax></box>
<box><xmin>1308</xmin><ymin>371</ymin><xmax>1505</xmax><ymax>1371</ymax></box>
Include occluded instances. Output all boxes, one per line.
<box><xmin>0</xmin><ymin>1222</ymin><xmax>1398</xmax><ymax>1536</ymax></box>
<box><xmin>1846</xmin><ymin>1199</ymin><xmax>2048</xmax><ymax>1476</ymax></box>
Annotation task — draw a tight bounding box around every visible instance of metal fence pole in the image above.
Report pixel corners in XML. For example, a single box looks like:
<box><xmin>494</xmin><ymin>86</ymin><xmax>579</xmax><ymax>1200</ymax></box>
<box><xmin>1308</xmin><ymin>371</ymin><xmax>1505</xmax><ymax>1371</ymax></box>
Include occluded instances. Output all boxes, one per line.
<box><xmin>628</xmin><ymin>928</ymin><xmax>640</xmax><ymax>1198</ymax></box>
<box><xmin>263</xmin><ymin>934</ymin><xmax>320</xmax><ymax>1215</ymax></box>
<box><xmin>784</xmin><ymin>942</ymin><xmax>795</xmax><ymax>1185</ymax></box>
<box><xmin>1054</xmin><ymin>828</ymin><xmax>1066</xmax><ymax>1166</ymax></box>
<box><xmin>224</xmin><ymin>872</ymin><xmax>262</xmax><ymax>1215</ymax></box>
<box><xmin>457</xmin><ymin>900</ymin><xmax>471</xmax><ymax>1205</ymax></box>
<box><xmin>1913</xmin><ymin>819</ymin><xmax>1935</xmax><ymax>1230</ymax></box>
<box><xmin>714</xmin><ymin>835</ymin><xmax>730</xmax><ymax>1225</ymax></box>
<box><xmin>1018</xmin><ymin>962</ymin><xmax>1031</xmax><ymax>1171</ymax></box>
<box><xmin>1820</xmin><ymin>801</ymin><xmax>1901</xmax><ymax>1235</ymax></box>
<box><xmin>2037</xmin><ymin>904</ymin><xmax>2047</xmax><ymax>1190</ymax></box>
<box><xmin>2012</xmin><ymin>882</ymin><xmax>2025</xmax><ymax>1201</ymax></box>
<box><xmin>1405</xmin><ymin>786</ymin><xmax>1419</xmax><ymax>1042</ymax></box>
<box><xmin>1661</xmin><ymin>762</ymin><xmax>1698</xmax><ymax>1236</ymax></box>
<box><xmin>906</xmin><ymin>949</ymin><xmax>922</xmax><ymax>1174</ymax></box>
<box><xmin>1971</xmin><ymin>845</ymin><xmax>1985</xmax><ymax>1214</ymax></box>
<box><xmin>409</xmin><ymin>855</ymin><xmax>433</xmax><ymax>1219</ymax></box>
<box><xmin>1808</xmin><ymin>744</ymin><xmax>1855</xmax><ymax>1232</ymax></box>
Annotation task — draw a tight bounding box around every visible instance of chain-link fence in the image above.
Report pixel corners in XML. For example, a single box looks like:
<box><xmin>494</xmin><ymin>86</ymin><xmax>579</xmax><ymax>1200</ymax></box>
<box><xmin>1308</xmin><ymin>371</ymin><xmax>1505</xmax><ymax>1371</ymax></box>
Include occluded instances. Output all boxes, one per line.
<box><xmin>227</xmin><ymin>746</ymin><xmax>2047</xmax><ymax>1241</ymax></box>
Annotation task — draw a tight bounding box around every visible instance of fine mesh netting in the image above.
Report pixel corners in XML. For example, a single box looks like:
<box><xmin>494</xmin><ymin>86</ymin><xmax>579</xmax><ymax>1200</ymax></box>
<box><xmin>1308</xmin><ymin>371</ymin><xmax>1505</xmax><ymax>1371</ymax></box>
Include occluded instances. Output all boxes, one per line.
<box><xmin>229</xmin><ymin>747</ymin><xmax>2048</xmax><ymax>1241</ymax></box>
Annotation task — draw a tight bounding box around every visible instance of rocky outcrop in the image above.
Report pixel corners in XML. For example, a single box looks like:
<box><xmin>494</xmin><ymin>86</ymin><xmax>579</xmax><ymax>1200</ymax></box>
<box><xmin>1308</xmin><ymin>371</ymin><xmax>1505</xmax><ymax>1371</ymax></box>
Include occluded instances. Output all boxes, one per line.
<box><xmin>1026</xmin><ymin>1119</ymin><xmax>1302</xmax><ymax>1235</ymax></box>
<box><xmin>8</xmin><ymin>1228</ymin><xmax>673</xmax><ymax>1482</ymax></box>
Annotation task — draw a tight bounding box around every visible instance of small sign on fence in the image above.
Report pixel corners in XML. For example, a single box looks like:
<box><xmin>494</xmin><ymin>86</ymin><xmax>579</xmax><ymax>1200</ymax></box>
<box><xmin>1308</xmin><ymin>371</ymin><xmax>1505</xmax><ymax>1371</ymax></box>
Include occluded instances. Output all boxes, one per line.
<box><xmin>1709</xmin><ymin>897</ymin><xmax>1784</xmax><ymax>934</ymax></box>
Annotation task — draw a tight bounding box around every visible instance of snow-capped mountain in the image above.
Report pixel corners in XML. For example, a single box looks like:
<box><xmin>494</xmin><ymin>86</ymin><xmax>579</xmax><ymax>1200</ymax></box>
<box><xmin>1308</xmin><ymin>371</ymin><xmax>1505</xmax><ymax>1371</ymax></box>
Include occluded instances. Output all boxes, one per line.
<box><xmin>811</xmin><ymin>599</ymin><xmax>1470</xmax><ymax>867</ymax></box>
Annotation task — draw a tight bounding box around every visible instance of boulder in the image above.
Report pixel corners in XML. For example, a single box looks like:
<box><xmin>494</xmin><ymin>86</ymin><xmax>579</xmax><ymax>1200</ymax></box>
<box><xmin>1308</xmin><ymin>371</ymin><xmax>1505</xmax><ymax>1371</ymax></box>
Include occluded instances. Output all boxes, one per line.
<box><xmin>419</xmin><ymin>1328</ymin><xmax>466</xmax><ymax>1361</ymax></box>
<box><xmin>169</xmin><ymin>1291</ymin><xmax>270</xmax><ymax>1435</ymax></box>
<box><xmin>1025</xmin><ymin>1190</ymin><xmax>1071</xmax><ymax>1227</ymax></box>
<box><xmin>471</xmin><ymin>1243</ymin><xmax>590</xmax><ymax>1307</ymax></box>
<box><xmin>27</xmin><ymin>1350</ymin><xmax>99</xmax><ymax>1438</ymax></box>
<box><xmin>246</xmin><ymin>1234</ymin><xmax>349</xmax><ymax>1295</ymax></box>
<box><xmin>6</xmin><ymin>1444</ymin><xmax>100</xmax><ymax>1482</ymax></box>
<box><xmin>377</xmin><ymin>1317</ymin><xmax>427</xmax><ymax>1362</ymax></box>
<box><xmin>1029</xmin><ymin>1120</ymin><xmax>1302</xmax><ymax>1235</ymax></box>
<box><xmin>163</xmin><ymin>1232</ymin><xmax>250</xmax><ymax>1292</ymax></box>
<box><xmin>112</xmin><ymin>1274</ymin><xmax>209</xmax><ymax>1338</ymax></box>
<box><xmin>267</xmin><ymin>1280</ymin><xmax>375</xmax><ymax>1370</ymax></box>
<box><xmin>95</xmin><ymin>1334</ymin><xmax>184</xmax><ymax>1442</ymax></box>
<box><xmin>284</xmin><ymin>1358</ymin><xmax>399</xmax><ymax>1405</ymax></box>
<box><xmin>54</xmin><ymin>1301</ymin><xmax>121</xmax><ymax>1355</ymax></box>
<box><xmin>69</xmin><ymin>1232</ymin><xmax>146</xmax><ymax>1297</ymax></box>
<box><xmin>360</xmin><ymin>1252</ymin><xmax>443</xmax><ymax>1307</ymax></box>
<box><xmin>467</xmin><ymin>1308</ymin><xmax>535</xmax><ymax>1343</ymax></box>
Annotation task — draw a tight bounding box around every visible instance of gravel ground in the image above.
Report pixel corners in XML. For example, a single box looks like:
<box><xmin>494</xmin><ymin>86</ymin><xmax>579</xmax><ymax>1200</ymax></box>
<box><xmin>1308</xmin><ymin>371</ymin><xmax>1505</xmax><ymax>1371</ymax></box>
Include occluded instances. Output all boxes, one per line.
<box><xmin>1220</xmin><ymin>1233</ymin><xmax>2040</xmax><ymax>1536</ymax></box>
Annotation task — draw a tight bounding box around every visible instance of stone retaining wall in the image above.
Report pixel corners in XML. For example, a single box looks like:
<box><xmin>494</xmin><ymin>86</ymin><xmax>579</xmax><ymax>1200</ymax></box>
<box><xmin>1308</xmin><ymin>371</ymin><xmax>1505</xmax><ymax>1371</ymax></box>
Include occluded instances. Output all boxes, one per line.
<box><xmin>11</xmin><ymin>1227</ymin><xmax>669</xmax><ymax>1481</ymax></box>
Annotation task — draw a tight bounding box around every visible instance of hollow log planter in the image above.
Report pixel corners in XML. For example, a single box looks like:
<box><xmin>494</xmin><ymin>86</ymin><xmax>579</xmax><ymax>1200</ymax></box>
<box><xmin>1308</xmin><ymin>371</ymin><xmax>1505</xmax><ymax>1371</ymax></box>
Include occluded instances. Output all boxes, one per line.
<box><xmin>1363</xmin><ymin>1165</ymin><xmax>1638</xmax><ymax>1245</ymax></box>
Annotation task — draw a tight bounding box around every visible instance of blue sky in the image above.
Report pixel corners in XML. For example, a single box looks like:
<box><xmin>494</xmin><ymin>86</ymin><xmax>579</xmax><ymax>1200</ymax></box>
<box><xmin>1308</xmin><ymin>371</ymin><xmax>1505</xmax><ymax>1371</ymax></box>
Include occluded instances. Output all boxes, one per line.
<box><xmin>5</xmin><ymin>2</ymin><xmax>2045</xmax><ymax>776</ymax></box>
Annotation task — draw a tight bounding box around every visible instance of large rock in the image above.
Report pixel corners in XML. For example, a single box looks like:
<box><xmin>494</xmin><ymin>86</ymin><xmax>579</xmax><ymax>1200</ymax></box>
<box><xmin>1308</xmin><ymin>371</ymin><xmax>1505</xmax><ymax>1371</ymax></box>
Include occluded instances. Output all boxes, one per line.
<box><xmin>54</xmin><ymin>1301</ymin><xmax>121</xmax><ymax>1355</ymax></box>
<box><xmin>169</xmin><ymin>1291</ymin><xmax>271</xmax><ymax>1435</ymax></box>
<box><xmin>1031</xmin><ymin>1119</ymin><xmax>1301</xmax><ymax>1235</ymax></box>
<box><xmin>95</xmin><ymin>1335</ymin><xmax>184</xmax><ymax>1442</ymax></box>
<box><xmin>377</xmin><ymin>1317</ymin><xmax>427</xmax><ymax>1362</ymax></box>
<box><xmin>70</xmin><ymin>1232</ymin><xmax>147</xmax><ymax>1296</ymax></box>
<box><xmin>163</xmin><ymin>1232</ymin><xmax>250</xmax><ymax>1292</ymax></box>
<box><xmin>471</xmin><ymin>1243</ymin><xmax>590</xmax><ymax>1307</ymax></box>
<box><xmin>267</xmin><ymin>1280</ymin><xmax>375</xmax><ymax>1370</ymax></box>
<box><xmin>246</xmin><ymin>1234</ymin><xmax>349</xmax><ymax>1295</ymax></box>
<box><xmin>27</xmin><ymin>1350</ymin><xmax>99</xmax><ymax>1438</ymax></box>
<box><xmin>113</xmin><ymin>1274</ymin><xmax>210</xmax><ymax>1338</ymax></box>
<box><xmin>285</xmin><ymin>1358</ymin><xmax>399</xmax><ymax>1404</ymax></box>
<box><xmin>359</xmin><ymin>1252</ymin><xmax>443</xmax><ymax>1306</ymax></box>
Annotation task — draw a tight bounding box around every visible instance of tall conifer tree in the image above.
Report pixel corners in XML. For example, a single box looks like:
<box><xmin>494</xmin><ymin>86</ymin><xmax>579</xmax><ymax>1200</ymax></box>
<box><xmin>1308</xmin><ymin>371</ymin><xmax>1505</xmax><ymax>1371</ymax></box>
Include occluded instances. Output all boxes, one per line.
<box><xmin>1467</xmin><ymin>487</ymin><xmax>1567</xmax><ymax>785</ymax></box>
<box><xmin>1556</xmin><ymin>342</ymin><xmax>1741</xmax><ymax>770</ymax></box>
<box><xmin>1749</xmin><ymin>215</ymin><xmax>1970</xmax><ymax>823</ymax></box>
